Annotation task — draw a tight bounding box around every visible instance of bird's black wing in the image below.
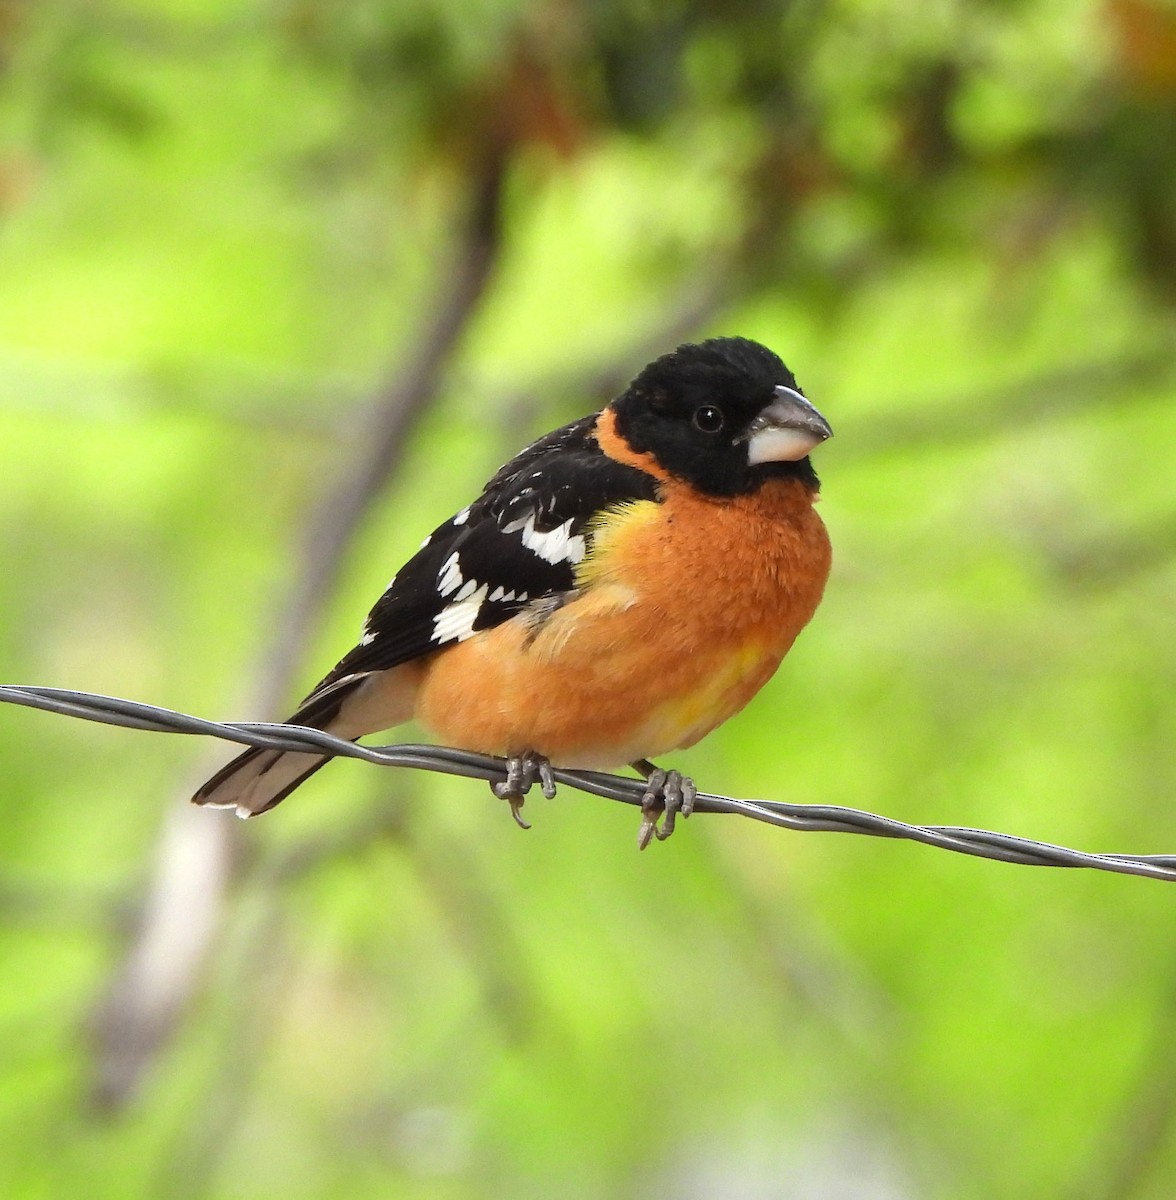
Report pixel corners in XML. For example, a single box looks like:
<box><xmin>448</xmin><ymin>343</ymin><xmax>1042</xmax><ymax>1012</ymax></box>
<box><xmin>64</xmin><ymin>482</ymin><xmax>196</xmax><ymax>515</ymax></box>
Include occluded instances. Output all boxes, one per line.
<box><xmin>304</xmin><ymin>413</ymin><xmax>660</xmax><ymax>699</ymax></box>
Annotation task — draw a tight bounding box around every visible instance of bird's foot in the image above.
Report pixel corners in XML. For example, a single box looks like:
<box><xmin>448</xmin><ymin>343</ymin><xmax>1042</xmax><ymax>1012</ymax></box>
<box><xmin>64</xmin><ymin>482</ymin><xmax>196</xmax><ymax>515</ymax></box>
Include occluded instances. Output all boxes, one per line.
<box><xmin>632</xmin><ymin>759</ymin><xmax>697</xmax><ymax>850</ymax></box>
<box><xmin>492</xmin><ymin>751</ymin><xmax>557</xmax><ymax>830</ymax></box>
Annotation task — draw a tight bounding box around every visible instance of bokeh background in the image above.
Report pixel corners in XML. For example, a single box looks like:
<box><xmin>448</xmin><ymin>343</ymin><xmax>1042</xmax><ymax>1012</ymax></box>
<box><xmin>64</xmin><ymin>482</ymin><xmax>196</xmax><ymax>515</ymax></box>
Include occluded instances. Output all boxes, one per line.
<box><xmin>2</xmin><ymin>1</ymin><xmax>1176</xmax><ymax>1197</ymax></box>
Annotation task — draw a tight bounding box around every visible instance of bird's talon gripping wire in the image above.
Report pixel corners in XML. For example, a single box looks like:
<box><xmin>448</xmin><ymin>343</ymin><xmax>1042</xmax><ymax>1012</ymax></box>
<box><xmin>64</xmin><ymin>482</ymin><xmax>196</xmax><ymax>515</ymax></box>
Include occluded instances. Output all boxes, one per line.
<box><xmin>491</xmin><ymin>751</ymin><xmax>556</xmax><ymax>829</ymax></box>
<box><xmin>633</xmin><ymin>760</ymin><xmax>696</xmax><ymax>850</ymax></box>
<box><xmin>537</xmin><ymin>758</ymin><xmax>557</xmax><ymax>800</ymax></box>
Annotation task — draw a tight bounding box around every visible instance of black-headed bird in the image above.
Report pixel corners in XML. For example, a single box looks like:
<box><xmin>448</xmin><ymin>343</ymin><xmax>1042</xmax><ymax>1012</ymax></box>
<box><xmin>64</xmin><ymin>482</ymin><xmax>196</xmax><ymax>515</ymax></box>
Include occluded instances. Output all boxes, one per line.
<box><xmin>193</xmin><ymin>337</ymin><xmax>832</xmax><ymax>847</ymax></box>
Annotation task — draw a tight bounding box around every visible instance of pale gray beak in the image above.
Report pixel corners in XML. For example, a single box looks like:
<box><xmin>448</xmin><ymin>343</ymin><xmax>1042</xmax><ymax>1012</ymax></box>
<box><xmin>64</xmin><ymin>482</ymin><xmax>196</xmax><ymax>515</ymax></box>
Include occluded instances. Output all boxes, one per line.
<box><xmin>744</xmin><ymin>385</ymin><xmax>833</xmax><ymax>465</ymax></box>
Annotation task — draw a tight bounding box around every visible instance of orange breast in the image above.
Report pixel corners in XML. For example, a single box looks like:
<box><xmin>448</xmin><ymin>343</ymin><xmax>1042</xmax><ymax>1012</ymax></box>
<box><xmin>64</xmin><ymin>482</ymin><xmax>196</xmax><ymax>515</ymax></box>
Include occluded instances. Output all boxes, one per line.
<box><xmin>415</xmin><ymin>475</ymin><xmax>831</xmax><ymax>767</ymax></box>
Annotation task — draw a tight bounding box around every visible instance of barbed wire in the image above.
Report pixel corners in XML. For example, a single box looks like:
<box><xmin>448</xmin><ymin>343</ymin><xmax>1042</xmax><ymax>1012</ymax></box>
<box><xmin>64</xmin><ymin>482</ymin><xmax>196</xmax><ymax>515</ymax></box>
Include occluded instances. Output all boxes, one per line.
<box><xmin>2</xmin><ymin>683</ymin><xmax>1174</xmax><ymax>881</ymax></box>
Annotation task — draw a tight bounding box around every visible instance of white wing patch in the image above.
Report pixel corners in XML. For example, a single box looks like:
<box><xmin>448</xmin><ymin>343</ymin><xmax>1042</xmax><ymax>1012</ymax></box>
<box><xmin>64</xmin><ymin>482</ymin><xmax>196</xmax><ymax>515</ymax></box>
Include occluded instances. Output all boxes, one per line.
<box><xmin>452</xmin><ymin>506</ymin><xmax>471</xmax><ymax>526</ymax></box>
<box><xmin>437</xmin><ymin>552</ymin><xmax>463</xmax><ymax>597</ymax></box>
<box><xmin>432</xmin><ymin>583</ymin><xmax>490</xmax><ymax>644</ymax></box>
<box><xmin>503</xmin><ymin>513</ymin><xmax>587</xmax><ymax>566</ymax></box>
<box><xmin>524</xmin><ymin>516</ymin><xmax>586</xmax><ymax>565</ymax></box>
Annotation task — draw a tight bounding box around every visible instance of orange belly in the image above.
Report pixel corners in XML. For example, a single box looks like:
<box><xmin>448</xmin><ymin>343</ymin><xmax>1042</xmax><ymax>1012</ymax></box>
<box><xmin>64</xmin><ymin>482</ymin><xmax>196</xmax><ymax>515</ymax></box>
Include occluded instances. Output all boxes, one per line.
<box><xmin>415</xmin><ymin>476</ymin><xmax>830</xmax><ymax>767</ymax></box>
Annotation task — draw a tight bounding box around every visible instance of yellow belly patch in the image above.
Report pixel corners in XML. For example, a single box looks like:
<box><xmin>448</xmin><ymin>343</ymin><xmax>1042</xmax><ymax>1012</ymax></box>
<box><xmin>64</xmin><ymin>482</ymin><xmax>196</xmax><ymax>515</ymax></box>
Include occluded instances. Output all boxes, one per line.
<box><xmin>640</xmin><ymin>639</ymin><xmax>771</xmax><ymax>751</ymax></box>
<box><xmin>576</xmin><ymin>499</ymin><xmax>663</xmax><ymax>590</ymax></box>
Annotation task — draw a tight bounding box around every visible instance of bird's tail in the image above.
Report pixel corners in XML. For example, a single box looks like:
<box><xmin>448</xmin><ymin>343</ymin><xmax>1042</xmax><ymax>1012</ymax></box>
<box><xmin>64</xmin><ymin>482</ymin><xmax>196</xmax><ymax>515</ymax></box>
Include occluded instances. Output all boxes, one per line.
<box><xmin>191</xmin><ymin>679</ymin><xmax>365</xmax><ymax>818</ymax></box>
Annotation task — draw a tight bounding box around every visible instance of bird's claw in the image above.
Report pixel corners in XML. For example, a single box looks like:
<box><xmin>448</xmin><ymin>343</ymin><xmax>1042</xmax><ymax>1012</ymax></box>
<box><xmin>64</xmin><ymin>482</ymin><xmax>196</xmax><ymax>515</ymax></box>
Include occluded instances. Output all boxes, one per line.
<box><xmin>492</xmin><ymin>751</ymin><xmax>556</xmax><ymax>829</ymax></box>
<box><xmin>635</xmin><ymin>764</ymin><xmax>697</xmax><ymax>850</ymax></box>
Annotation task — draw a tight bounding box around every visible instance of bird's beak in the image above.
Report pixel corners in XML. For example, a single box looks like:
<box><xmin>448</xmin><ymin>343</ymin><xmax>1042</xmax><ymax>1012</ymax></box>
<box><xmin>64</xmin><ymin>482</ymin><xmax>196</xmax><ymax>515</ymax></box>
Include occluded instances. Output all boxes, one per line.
<box><xmin>744</xmin><ymin>385</ymin><xmax>833</xmax><ymax>465</ymax></box>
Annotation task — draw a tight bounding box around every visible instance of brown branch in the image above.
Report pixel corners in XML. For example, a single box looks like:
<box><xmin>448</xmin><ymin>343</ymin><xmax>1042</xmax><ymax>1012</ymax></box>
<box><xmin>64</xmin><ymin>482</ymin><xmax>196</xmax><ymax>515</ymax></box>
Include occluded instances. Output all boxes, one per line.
<box><xmin>87</xmin><ymin>149</ymin><xmax>509</xmax><ymax>1114</ymax></box>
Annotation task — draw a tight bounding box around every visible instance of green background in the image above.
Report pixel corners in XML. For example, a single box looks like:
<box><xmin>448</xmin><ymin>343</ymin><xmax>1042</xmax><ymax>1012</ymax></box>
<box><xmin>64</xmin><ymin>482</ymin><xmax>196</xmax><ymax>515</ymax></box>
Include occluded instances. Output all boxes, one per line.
<box><xmin>2</xmin><ymin>1</ymin><xmax>1176</xmax><ymax>1196</ymax></box>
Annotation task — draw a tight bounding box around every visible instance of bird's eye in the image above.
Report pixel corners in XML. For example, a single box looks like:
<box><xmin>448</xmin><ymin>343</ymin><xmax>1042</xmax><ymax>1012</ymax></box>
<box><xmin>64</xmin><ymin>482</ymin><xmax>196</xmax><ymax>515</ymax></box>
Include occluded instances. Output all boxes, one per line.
<box><xmin>692</xmin><ymin>405</ymin><xmax>724</xmax><ymax>434</ymax></box>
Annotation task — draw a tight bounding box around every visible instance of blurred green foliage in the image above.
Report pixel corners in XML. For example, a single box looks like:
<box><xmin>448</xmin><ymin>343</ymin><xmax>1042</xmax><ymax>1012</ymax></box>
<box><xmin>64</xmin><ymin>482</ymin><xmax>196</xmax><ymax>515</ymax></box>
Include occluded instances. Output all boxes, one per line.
<box><xmin>2</xmin><ymin>1</ymin><xmax>1176</xmax><ymax>1197</ymax></box>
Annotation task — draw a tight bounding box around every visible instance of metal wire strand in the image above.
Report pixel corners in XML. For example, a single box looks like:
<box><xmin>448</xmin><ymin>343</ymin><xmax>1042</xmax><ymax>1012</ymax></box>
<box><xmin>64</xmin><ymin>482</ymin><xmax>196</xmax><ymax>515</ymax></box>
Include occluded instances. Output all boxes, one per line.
<box><xmin>2</xmin><ymin>683</ymin><xmax>1173</xmax><ymax>882</ymax></box>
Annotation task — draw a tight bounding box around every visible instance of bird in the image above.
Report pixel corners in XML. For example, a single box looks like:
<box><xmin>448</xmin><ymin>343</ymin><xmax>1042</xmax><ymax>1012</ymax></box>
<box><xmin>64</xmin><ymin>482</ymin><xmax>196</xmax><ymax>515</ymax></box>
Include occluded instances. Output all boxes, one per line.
<box><xmin>192</xmin><ymin>336</ymin><xmax>833</xmax><ymax>848</ymax></box>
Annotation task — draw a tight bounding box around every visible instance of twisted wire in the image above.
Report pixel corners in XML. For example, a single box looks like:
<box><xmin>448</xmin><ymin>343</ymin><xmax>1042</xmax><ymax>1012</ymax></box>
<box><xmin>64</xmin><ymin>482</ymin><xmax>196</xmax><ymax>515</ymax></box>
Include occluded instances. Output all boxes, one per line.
<box><xmin>2</xmin><ymin>684</ymin><xmax>1173</xmax><ymax>881</ymax></box>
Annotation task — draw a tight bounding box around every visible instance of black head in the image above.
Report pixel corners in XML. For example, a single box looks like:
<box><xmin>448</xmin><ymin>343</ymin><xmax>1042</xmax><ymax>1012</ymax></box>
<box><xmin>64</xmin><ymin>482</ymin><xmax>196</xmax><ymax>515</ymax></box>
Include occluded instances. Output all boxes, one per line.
<box><xmin>610</xmin><ymin>337</ymin><xmax>831</xmax><ymax>497</ymax></box>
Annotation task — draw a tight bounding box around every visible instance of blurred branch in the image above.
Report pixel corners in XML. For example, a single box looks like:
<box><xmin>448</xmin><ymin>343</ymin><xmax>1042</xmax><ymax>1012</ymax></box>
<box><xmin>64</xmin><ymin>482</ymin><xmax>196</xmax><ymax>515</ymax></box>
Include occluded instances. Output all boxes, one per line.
<box><xmin>145</xmin><ymin>900</ymin><xmax>294</xmax><ymax>1197</ymax></box>
<box><xmin>400</xmin><ymin>820</ymin><xmax>554</xmax><ymax>1048</ymax></box>
<box><xmin>1077</xmin><ymin>960</ymin><xmax>1176</xmax><ymax>1200</ymax></box>
<box><xmin>148</xmin><ymin>784</ymin><xmax>549</xmax><ymax>1186</ymax></box>
<box><xmin>142</xmin><ymin>786</ymin><xmax>414</xmax><ymax>1189</ymax></box>
<box><xmin>0</xmin><ymin>271</ymin><xmax>729</xmax><ymax>435</ymax></box>
<box><xmin>0</xmin><ymin>354</ymin><xmax>359</xmax><ymax>431</ymax></box>
<box><xmin>86</xmin><ymin>146</ymin><xmax>511</xmax><ymax>1115</ymax></box>
<box><xmin>488</xmin><ymin>276</ymin><xmax>732</xmax><ymax>441</ymax></box>
<box><xmin>4</xmin><ymin>684</ymin><xmax>1176</xmax><ymax>883</ymax></box>
<box><xmin>700</xmin><ymin>849</ymin><xmax>898</xmax><ymax>1052</ymax></box>
<box><xmin>0</xmin><ymin>872</ymin><xmax>126</xmax><ymax>930</ymax></box>
<box><xmin>12</xmin><ymin>336</ymin><xmax>1170</xmax><ymax>470</ymax></box>
<box><xmin>268</xmin><ymin>151</ymin><xmax>509</xmax><ymax>683</ymax></box>
<box><xmin>259</xmin><ymin>790</ymin><xmax>553</xmax><ymax>1047</ymax></box>
<box><xmin>53</xmin><ymin>5</ymin><xmax>268</xmax><ymax>55</ymax></box>
<box><xmin>260</xmin><ymin>802</ymin><xmax>410</xmax><ymax>887</ymax></box>
<box><xmin>844</xmin><ymin>344</ymin><xmax>1176</xmax><ymax>461</ymax></box>
<box><xmin>1047</xmin><ymin>510</ymin><xmax>1176</xmax><ymax>590</ymax></box>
